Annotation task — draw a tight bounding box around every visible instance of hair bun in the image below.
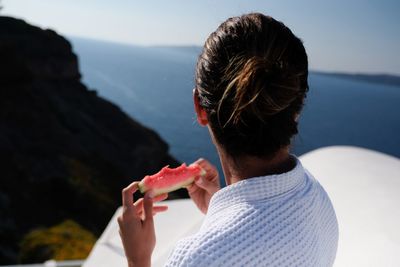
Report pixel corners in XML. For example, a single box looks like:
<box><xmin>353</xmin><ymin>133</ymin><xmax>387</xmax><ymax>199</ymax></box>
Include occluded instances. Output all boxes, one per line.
<box><xmin>218</xmin><ymin>55</ymin><xmax>299</xmax><ymax>127</ymax></box>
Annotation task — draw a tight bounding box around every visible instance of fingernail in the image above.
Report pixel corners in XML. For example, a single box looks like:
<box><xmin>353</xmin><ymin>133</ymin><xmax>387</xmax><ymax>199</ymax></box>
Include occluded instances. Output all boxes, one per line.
<box><xmin>148</xmin><ymin>191</ymin><xmax>155</xmax><ymax>199</ymax></box>
<box><xmin>196</xmin><ymin>177</ymin><xmax>203</xmax><ymax>185</ymax></box>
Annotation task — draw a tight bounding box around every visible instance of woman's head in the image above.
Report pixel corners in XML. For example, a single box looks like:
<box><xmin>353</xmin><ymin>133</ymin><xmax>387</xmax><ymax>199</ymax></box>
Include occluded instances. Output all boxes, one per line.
<box><xmin>195</xmin><ymin>13</ymin><xmax>308</xmax><ymax>159</ymax></box>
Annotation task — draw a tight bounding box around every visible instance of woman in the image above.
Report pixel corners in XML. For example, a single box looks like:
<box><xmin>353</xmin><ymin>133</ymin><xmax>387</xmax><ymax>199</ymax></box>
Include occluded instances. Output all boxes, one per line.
<box><xmin>118</xmin><ymin>13</ymin><xmax>338</xmax><ymax>267</ymax></box>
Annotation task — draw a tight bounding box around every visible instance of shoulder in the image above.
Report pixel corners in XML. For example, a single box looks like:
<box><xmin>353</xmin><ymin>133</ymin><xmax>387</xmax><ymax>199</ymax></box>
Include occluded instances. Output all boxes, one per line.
<box><xmin>164</xmin><ymin>165</ymin><xmax>339</xmax><ymax>266</ymax></box>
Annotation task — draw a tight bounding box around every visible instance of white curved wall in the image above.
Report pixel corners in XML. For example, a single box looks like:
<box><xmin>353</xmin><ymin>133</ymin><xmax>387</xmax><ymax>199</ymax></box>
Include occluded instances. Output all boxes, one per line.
<box><xmin>300</xmin><ymin>146</ymin><xmax>400</xmax><ymax>267</ymax></box>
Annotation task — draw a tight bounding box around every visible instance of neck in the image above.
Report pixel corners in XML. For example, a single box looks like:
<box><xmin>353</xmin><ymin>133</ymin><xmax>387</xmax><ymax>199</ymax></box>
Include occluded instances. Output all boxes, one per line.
<box><xmin>216</xmin><ymin>146</ymin><xmax>295</xmax><ymax>185</ymax></box>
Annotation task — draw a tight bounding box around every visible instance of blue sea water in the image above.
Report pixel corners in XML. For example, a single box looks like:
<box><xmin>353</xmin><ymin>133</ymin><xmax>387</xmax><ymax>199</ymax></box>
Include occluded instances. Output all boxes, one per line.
<box><xmin>70</xmin><ymin>37</ymin><xmax>400</xmax><ymax>171</ymax></box>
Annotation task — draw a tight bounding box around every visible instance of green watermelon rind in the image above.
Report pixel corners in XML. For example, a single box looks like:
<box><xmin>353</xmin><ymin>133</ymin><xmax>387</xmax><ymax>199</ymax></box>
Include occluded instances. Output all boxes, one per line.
<box><xmin>137</xmin><ymin>182</ymin><xmax>147</xmax><ymax>194</ymax></box>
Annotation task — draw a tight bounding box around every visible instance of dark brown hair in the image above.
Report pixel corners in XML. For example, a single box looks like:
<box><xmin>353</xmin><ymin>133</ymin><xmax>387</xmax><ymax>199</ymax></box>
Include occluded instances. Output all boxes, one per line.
<box><xmin>195</xmin><ymin>13</ymin><xmax>309</xmax><ymax>158</ymax></box>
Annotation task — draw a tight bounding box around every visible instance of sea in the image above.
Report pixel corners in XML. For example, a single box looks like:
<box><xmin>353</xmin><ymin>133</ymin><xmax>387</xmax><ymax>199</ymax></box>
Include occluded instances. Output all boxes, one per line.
<box><xmin>70</xmin><ymin>37</ymin><xmax>400</xmax><ymax>173</ymax></box>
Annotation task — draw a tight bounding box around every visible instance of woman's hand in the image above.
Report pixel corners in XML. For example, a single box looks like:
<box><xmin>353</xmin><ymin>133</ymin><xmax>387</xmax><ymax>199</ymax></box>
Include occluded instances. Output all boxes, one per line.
<box><xmin>186</xmin><ymin>158</ymin><xmax>220</xmax><ymax>214</ymax></box>
<box><xmin>118</xmin><ymin>182</ymin><xmax>168</xmax><ymax>267</ymax></box>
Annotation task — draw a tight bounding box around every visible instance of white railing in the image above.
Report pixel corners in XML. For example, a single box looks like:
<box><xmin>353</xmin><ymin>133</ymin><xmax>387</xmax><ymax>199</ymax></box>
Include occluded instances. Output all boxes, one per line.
<box><xmin>0</xmin><ymin>260</ymin><xmax>84</xmax><ymax>267</ymax></box>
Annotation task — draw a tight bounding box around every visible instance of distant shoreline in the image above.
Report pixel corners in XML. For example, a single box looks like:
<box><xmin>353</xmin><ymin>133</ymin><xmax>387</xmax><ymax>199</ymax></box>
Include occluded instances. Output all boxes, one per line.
<box><xmin>312</xmin><ymin>71</ymin><xmax>400</xmax><ymax>88</ymax></box>
<box><xmin>69</xmin><ymin>36</ymin><xmax>400</xmax><ymax>88</ymax></box>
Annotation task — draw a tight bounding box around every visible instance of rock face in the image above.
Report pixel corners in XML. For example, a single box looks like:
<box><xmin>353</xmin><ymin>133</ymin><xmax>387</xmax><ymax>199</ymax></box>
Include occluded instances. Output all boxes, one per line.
<box><xmin>0</xmin><ymin>16</ymin><xmax>186</xmax><ymax>264</ymax></box>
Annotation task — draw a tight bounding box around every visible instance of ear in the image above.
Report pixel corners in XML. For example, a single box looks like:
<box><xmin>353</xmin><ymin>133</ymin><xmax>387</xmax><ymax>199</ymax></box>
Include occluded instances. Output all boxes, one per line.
<box><xmin>193</xmin><ymin>88</ymin><xmax>209</xmax><ymax>126</ymax></box>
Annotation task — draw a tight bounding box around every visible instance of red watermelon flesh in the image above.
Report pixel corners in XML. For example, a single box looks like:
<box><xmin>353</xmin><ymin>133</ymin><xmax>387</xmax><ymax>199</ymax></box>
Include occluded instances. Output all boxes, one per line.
<box><xmin>138</xmin><ymin>163</ymin><xmax>206</xmax><ymax>196</ymax></box>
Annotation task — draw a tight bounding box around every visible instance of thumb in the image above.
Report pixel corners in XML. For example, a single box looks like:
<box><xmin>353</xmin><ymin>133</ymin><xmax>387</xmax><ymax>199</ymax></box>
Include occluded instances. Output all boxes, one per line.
<box><xmin>195</xmin><ymin>176</ymin><xmax>217</xmax><ymax>193</ymax></box>
<box><xmin>143</xmin><ymin>191</ymin><xmax>154</xmax><ymax>227</ymax></box>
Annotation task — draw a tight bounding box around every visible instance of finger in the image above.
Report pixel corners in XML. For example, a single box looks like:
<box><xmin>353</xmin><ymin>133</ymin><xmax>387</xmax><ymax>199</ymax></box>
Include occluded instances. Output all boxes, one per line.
<box><xmin>133</xmin><ymin>193</ymin><xmax>168</xmax><ymax>212</ymax></box>
<box><xmin>186</xmin><ymin>182</ymin><xmax>201</xmax><ymax>195</ymax></box>
<box><xmin>137</xmin><ymin>205</ymin><xmax>168</xmax><ymax>213</ymax></box>
<box><xmin>194</xmin><ymin>158</ymin><xmax>215</xmax><ymax>172</ymax></box>
<box><xmin>122</xmin><ymin>181</ymin><xmax>139</xmax><ymax>209</ymax></box>
<box><xmin>153</xmin><ymin>205</ymin><xmax>168</xmax><ymax>212</ymax></box>
<box><xmin>193</xmin><ymin>158</ymin><xmax>208</xmax><ymax>171</ymax></box>
<box><xmin>143</xmin><ymin>191</ymin><xmax>155</xmax><ymax>228</ymax></box>
<box><xmin>139</xmin><ymin>211</ymin><xmax>167</xmax><ymax>220</ymax></box>
<box><xmin>138</xmin><ymin>205</ymin><xmax>168</xmax><ymax>216</ymax></box>
<box><xmin>194</xmin><ymin>158</ymin><xmax>219</xmax><ymax>181</ymax></box>
<box><xmin>134</xmin><ymin>198</ymin><xmax>143</xmax><ymax>207</ymax></box>
<box><xmin>153</xmin><ymin>193</ymin><xmax>168</xmax><ymax>202</ymax></box>
<box><xmin>194</xmin><ymin>157</ymin><xmax>207</xmax><ymax>164</ymax></box>
<box><xmin>135</xmin><ymin>193</ymin><xmax>167</xmax><ymax>206</ymax></box>
<box><xmin>194</xmin><ymin>175</ymin><xmax>217</xmax><ymax>191</ymax></box>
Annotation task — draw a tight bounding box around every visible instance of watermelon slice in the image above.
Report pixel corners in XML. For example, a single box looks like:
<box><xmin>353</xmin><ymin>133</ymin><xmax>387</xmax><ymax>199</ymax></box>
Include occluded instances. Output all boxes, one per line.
<box><xmin>138</xmin><ymin>163</ymin><xmax>206</xmax><ymax>196</ymax></box>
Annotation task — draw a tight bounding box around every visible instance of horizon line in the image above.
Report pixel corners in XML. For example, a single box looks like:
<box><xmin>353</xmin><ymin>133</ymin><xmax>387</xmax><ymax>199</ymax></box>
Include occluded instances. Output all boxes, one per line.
<box><xmin>69</xmin><ymin>35</ymin><xmax>400</xmax><ymax>78</ymax></box>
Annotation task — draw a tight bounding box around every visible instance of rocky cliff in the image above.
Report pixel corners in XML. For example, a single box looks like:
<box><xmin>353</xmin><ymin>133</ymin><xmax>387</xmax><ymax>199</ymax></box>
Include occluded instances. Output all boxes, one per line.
<box><xmin>0</xmin><ymin>16</ymin><xmax>186</xmax><ymax>264</ymax></box>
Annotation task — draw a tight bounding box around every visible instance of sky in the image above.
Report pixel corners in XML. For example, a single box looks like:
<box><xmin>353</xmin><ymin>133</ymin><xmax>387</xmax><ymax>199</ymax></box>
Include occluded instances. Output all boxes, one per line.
<box><xmin>2</xmin><ymin>0</ymin><xmax>400</xmax><ymax>75</ymax></box>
